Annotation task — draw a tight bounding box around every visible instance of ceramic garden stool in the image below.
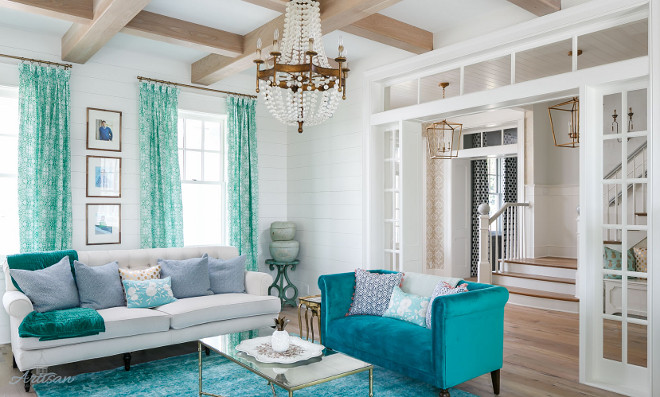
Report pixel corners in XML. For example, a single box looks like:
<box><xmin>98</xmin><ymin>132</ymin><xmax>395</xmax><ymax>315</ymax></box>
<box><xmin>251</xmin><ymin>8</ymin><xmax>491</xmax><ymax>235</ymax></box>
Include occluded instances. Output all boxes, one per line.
<box><xmin>266</xmin><ymin>259</ymin><xmax>299</xmax><ymax>308</ymax></box>
<box><xmin>298</xmin><ymin>295</ymin><xmax>322</xmax><ymax>343</ymax></box>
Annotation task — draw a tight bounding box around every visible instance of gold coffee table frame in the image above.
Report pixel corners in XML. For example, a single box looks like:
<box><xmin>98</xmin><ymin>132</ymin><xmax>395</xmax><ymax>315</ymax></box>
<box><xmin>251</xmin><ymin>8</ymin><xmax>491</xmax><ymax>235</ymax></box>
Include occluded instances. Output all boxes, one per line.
<box><xmin>298</xmin><ymin>295</ymin><xmax>322</xmax><ymax>343</ymax></box>
<box><xmin>198</xmin><ymin>331</ymin><xmax>373</xmax><ymax>397</ymax></box>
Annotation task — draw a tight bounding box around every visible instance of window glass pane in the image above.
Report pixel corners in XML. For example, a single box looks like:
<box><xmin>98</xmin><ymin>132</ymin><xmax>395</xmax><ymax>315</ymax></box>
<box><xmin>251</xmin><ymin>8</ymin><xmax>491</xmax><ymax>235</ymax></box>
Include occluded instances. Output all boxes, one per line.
<box><xmin>0</xmin><ymin>97</ymin><xmax>18</xmax><ymax>134</ymax></box>
<box><xmin>178</xmin><ymin>149</ymin><xmax>184</xmax><ymax>176</ymax></box>
<box><xmin>0</xmin><ymin>176</ymin><xmax>19</xmax><ymax>255</ymax></box>
<box><xmin>177</xmin><ymin>118</ymin><xmax>184</xmax><ymax>148</ymax></box>
<box><xmin>0</xmin><ymin>136</ymin><xmax>18</xmax><ymax>174</ymax></box>
<box><xmin>503</xmin><ymin>128</ymin><xmax>517</xmax><ymax>144</ymax></box>
<box><xmin>185</xmin><ymin>150</ymin><xmax>202</xmax><ymax>181</ymax></box>
<box><xmin>181</xmin><ymin>183</ymin><xmax>222</xmax><ymax>245</ymax></box>
<box><xmin>185</xmin><ymin>119</ymin><xmax>202</xmax><ymax>150</ymax></box>
<box><xmin>205</xmin><ymin>122</ymin><xmax>222</xmax><ymax>151</ymax></box>
<box><xmin>488</xmin><ymin>175</ymin><xmax>498</xmax><ymax>193</ymax></box>
<box><xmin>204</xmin><ymin>152</ymin><xmax>221</xmax><ymax>182</ymax></box>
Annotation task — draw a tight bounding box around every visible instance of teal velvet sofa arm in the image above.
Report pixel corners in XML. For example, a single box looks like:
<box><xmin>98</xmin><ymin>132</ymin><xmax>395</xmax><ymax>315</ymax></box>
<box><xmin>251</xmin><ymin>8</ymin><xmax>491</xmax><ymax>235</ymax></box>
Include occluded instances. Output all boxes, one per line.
<box><xmin>431</xmin><ymin>281</ymin><xmax>509</xmax><ymax>388</ymax></box>
<box><xmin>318</xmin><ymin>272</ymin><xmax>355</xmax><ymax>339</ymax></box>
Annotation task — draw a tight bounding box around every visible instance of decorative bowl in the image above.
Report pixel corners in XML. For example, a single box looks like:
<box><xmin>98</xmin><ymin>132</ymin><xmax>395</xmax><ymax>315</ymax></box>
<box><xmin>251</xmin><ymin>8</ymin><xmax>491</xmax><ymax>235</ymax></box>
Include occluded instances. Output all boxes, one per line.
<box><xmin>270</xmin><ymin>222</ymin><xmax>296</xmax><ymax>241</ymax></box>
<box><xmin>269</xmin><ymin>241</ymin><xmax>299</xmax><ymax>262</ymax></box>
<box><xmin>236</xmin><ymin>336</ymin><xmax>324</xmax><ymax>364</ymax></box>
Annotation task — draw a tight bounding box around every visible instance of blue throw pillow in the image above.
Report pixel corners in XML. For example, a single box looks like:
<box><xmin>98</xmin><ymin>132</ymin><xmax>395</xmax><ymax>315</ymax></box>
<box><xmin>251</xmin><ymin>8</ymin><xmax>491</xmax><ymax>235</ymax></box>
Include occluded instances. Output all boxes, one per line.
<box><xmin>74</xmin><ymin>260</ymin><xmax>125</xmax><ymax>310</ymax></box>
<box><xmin>158</xmin><ymin>256</ymin><xmax>213</xmax><ymax>299</ymax></box>
<box><xmin>123</xmin><ymin>277</ymin><xmax>176</xmax><ymax>308</ymax></box>
<box><xmin>383</xmin><ymin>286</ymin><xmax>430</xmax><ymax>327</ymax></box>
<box><xmin>347</xmin><ymin>269</ymin><xmax>403</xmax><ymax>316</ymax></box>
<box><xmin>9</xmin><ymin>256</ymin><xmax>80</xmax><ymax>313</ymax></box>
<box><xmin>205</xmin><ymin>254</ymin><xmax>246</xmax><ymax>294</ymax></box>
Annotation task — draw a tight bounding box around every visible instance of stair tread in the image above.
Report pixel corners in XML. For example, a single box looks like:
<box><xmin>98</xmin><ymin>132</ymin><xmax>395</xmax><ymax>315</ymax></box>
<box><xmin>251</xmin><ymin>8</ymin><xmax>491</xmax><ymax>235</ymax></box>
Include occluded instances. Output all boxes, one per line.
<box><xmin>492</xmin><ymin>271</ymin><xmax>575</xmax><ymax>284</ymax></box>
<box><xmin>604</xmin><ymin>240</ymin><xmax>622</xmax><ymax>245</ymax></box>
<box><xmin>635</xmin><ymin>212</ymin><xmax>647</xmax><ymax>216</ymax></box>
<box><xmin>500</xmin><ymin>257</ymin><xmax>577</xmax><ymax>270</ymax></box>
<box><xmin>504</xmin><ymin>286</ymin><xmax>579</xmax><ymax>302</ymax></box>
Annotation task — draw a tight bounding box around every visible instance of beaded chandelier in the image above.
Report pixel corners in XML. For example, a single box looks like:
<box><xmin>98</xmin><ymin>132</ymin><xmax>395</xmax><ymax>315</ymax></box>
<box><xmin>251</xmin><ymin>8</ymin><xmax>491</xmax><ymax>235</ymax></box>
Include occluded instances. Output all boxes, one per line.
<box><xmin>254</xmin><ymin>0</ymin><xmax>349</xmax><ymax>133</ymax></box>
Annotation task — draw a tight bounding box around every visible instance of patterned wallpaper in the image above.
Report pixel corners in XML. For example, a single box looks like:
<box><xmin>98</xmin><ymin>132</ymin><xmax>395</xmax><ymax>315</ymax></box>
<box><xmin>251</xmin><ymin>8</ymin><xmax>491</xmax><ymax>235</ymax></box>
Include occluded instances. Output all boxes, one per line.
<box><xmin>423</xmin><ymin>124</ymin><xmax>445</xmax><ymax>270</ymax></box>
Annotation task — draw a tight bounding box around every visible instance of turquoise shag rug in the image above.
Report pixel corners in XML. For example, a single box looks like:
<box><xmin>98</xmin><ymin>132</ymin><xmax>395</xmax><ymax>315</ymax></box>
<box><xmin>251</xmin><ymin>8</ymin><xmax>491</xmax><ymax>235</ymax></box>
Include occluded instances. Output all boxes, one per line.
<box><xmin>34</xmin><ymin>352</ymin><xmax>476</xmax><ymax>397</ymax></box>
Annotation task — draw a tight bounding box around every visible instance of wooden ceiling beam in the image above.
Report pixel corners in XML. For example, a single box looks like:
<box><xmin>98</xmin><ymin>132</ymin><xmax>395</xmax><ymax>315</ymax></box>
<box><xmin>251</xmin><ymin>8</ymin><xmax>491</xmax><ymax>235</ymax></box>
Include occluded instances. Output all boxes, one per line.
<box><xmin>0</xmin><ymin>0</ymin><xmax>93</xmax><ymax>24</ymax></box>
<box><xmin>62</xmin><ymin>0</ymin><xmax>150</xmax><ymax>63</ymax></box>
<box><xmin>506</xmin><ymin>0</ymin><xmax>560</xmax><ymax>17</ymax></box>
<box><xmin>192</xmin><ymin>0</ymin><xmax>403</xmax><ymax>85</ymax></box>
<box><xmin>341</xmin><ymin>13</ymin><xmax>432</xmax><ymax>54</ymax></box>
<box><xmin>122</xmin><ymin>11</ymin><xmax>244</xmax><ymax>57</ymax></box>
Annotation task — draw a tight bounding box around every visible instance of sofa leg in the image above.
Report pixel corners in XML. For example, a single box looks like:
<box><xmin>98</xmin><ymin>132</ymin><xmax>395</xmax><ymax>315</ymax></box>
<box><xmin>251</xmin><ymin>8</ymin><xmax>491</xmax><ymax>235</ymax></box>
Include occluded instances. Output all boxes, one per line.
<box><xmin>23</xmin><ymin>370</ymin><xmax>31</xmax><ymax>392</ymax></box>
<box><xmin>204</xmin><ymin>346</ymin><xmax>210</xmax><ymax>356</ymax></box>
<box><xmin>439</xmin><ymin>389</ymin><xmax>450</xmax><ymax>397</ymax></box>
<box><xmin>491</xmin><ymin>369</ymin><xmax>501</xmax><ymax>395</ymax></box>
<box><xmin>123</xmin><ymin>353</ymin><xmax>131</xmax><ymax>371</ymax></box>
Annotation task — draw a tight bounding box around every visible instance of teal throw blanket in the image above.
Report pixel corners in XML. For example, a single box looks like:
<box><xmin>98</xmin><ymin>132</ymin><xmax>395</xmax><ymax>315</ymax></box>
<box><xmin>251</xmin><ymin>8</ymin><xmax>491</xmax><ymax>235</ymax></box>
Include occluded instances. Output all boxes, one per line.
<box><xmin>19</xmin><ymin>308</ymin><xmax>105</xmax><ymax>341</ymax></box>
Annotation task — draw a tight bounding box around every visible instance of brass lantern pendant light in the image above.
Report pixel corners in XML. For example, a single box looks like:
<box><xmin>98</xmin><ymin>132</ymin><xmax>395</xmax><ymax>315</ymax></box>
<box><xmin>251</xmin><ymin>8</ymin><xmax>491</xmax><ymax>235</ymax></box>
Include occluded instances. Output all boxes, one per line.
<box><xmin>548</xmin><ymin>97</ymin><xmax>580</xmax><ymax>148</ymax></box>
<box><xmin>253</xmin><ymin>0</ymin><xmax>349</xmax><ymax>133</ymax></box>
<box><xmin>426</xmin><ymin>119</ymin><xmax>463</xmax><ymax>159</ymax></box>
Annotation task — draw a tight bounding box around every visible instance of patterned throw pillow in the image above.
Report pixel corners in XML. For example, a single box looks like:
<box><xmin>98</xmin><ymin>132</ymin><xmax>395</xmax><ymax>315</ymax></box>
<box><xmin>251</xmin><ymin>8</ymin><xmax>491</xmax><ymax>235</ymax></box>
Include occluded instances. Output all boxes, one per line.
<box><xmin>425</xmin><ymin>281</ymin><xmax>469</xmax><ymax>329</ymax></box>
<box><xmin>122</xmin><ymin>277</ymin><xmax>176</xmax><ymax>308</ymax></box>
<box><xmin>633</xmin><ymin>247</ymin><xmax>647</xmax><ymax>273</ymax></box>
<box><xmin>603</xmin><ymin>247</ymin><xmax>635</xmax><ymax>279</ymax></box>
<box><xmin>347</xmin><ymin>269</ymin><xmax>403</xmax><ymax>316</ymax></box>
<box><xmin>383</xmin><ymin>286</ymin><xmax>430</xmax><ymax>327</ymax></box>
<box><xmin>118</xmin><ymin>265</ymin><xmax>161</xmax><ymax>282</ymax></box>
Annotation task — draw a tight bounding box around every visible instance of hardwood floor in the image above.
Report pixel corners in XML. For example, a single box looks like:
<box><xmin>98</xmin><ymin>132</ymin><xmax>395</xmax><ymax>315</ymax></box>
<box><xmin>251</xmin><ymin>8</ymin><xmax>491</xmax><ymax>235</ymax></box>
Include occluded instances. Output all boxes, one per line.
<box><xmin>0</xmin><ymin>304</ymin><xmax>626</xmax><ymax>396</ymax></box>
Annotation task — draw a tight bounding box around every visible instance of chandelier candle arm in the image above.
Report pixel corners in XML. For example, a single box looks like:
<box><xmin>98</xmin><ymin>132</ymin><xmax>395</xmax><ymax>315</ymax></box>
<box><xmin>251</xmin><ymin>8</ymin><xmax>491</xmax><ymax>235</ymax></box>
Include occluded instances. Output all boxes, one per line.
<box><xmin>254</xmin><ymin>0</ymin><xmax>347</xmax><ymax>133</ymax></box>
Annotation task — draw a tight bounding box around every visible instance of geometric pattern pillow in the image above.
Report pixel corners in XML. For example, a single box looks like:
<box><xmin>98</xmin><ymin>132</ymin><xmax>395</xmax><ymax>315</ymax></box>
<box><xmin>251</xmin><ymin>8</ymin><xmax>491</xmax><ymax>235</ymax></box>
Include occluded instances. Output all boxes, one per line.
<box><xmin>347</xmin><ymin>269</ymin><xmax>403</xmax><ymax>316</ymax></box>
<box><xmin>426</xmin><ymin>281</ymin><xmax>469</xmax><ymax>328</ymax></box>
<box><xmin>122</xmin><ymin>277</ymin><xmax>176</xmax><ymax>309</ymax></box>
<box><xmin>633</xmin><ymin>247</ymin><xmax>647</xmax><ymax>273</ymax></box>
<box><xmin>118</xmin><ymin>265</ymin><xmax>161</xmax><ymax>282</ymax></box>
<box><xmin>383</xmin><ymin>286</ymin><xmax>430</xmax><ymax>327</ymax></box>
<box><xmin>603</xmin><ymin>246</ymin><xmax>635</xmax><ymax>279</ymax></box>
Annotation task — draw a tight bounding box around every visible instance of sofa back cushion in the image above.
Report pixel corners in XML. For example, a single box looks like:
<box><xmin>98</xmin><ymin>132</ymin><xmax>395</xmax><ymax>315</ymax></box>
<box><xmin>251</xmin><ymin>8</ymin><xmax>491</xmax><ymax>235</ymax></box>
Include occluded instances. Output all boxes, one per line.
<box><xmin>10</xmin><ymin>256</ymin><xmax>80</xmax><ymax>313</ymax></box>
<box><xmin>76</xmin><ymin>246</ymin><xmax>239</xmax><ymax>271</ymax></box>
<box><xmin>158</xmin><ymin>256</ymin><xmax>213</xmax><ymax>299</ymax></box>
<box><xmin>400</xmin><ymin>272</ymin><xmax>462</xmax><ymax>296</ymax></box>
<box><xmin>206</xmin><ymin>254</ymin><xmax>246</xmax><ymax>294</ymax></box>
<box><xmin>5</xmin><ymin>250</ymin><xmax>78</xmax><ymax>292</ymax></box>
<box><xmin>74</xmin><ymin>260</ymin><xmax>125</xmax><ymax>310</ymax></box>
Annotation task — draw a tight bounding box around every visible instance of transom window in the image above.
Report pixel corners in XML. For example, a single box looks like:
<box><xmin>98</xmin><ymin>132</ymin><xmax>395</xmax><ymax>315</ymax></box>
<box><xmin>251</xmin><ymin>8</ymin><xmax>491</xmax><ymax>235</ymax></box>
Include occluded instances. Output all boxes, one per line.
<box><xmin>0</xmin><ymin>87</ymin><xmax>19</xmax><ymax>256</ymax></box>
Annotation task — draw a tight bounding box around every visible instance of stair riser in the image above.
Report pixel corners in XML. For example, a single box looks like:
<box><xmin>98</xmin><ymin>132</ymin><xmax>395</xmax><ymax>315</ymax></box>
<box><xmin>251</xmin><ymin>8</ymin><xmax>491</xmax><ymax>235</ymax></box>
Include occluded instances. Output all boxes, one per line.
<box><xmin>493</xmin><ymin>275</ymin><xmax>576</xmax><ymax>295</ymax></box>
<box><xmin>507</xmin><ymin>294</ymin><xmax>579</xmax><ymax>313</ymax></box>
<box><xmin>503</xmin><ymin>263</ymin><xmax>576</xmax><ymax>279</ymax></box>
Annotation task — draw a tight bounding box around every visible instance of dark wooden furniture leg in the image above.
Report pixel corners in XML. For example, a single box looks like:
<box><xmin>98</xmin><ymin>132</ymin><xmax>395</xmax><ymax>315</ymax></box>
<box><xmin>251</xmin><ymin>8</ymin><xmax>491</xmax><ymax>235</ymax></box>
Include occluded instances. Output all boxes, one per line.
<box><xmin>491</xmin><ymin>369</ymin><xmax>501</xmax><ymax>395</ymax></box>
<box><xmin>439</xmin><ymin>389</ymin><xmax>450</xmax><ymax>397</ymax></box>
<box><xmin>123</xmin><ymin>353</ymin><xmax>132</xmax><ymax>371</ymax></box>
<box><xmin>204</xmin><ymin>346</ymin><xmax>210</xmax><ymax>356</ymax></box>
<box><xmin>12</xmin><ymin>356</ymin><xmax>17</xmax><ymax>369</ymax></box>
<box><xmin>23</xmin><ymin>370</ymin><xmax>32</xmax><ymax>392</ymax></box>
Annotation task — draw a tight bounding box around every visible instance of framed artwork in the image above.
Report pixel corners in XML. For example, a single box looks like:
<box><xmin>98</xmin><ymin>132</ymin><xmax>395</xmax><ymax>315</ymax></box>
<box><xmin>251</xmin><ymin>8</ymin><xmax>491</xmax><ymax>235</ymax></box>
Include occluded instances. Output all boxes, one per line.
<box><xmin>87</xmin><ymin>107</ymin><xmax>122</xmax><ymax>152</ymax></box>
<box><xmin>86</xmin><ymin>155</ymin><xmax>121</xmax><ymax>198</ymax></box>
<box><xmin>86</xmin><ymin>204</ymin><xmax>121</xmax><ymax>245</ymax></box>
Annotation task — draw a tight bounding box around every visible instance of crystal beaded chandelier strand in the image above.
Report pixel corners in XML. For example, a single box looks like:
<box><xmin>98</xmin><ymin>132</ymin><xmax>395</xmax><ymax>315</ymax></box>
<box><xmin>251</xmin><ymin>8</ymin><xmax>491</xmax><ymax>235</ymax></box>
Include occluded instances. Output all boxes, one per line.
<box><xmin>254</xmin><ymin>0</ymin><xmax>349</xmax><ymax>133</ymax></box>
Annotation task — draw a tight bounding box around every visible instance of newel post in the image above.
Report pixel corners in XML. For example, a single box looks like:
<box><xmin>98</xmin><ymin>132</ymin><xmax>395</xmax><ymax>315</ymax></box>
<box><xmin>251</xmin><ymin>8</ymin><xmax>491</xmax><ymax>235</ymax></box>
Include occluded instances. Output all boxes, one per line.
<box><xmin>477</xmin><ymin>203</ymin><xmax>492</xmax><ymax>284</ymax></box>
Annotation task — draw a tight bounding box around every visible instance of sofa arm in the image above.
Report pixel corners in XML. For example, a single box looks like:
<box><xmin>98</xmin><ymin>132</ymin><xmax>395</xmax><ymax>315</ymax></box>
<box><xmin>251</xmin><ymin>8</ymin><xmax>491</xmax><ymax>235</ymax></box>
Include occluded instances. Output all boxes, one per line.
<box><xmin>318</xmin><ymin>272</ymin><xmax>356</xmax><ymax>338</ymax></box>
<box><xmin>431</xmin><ymin>283</ymin><xmax>509</xmax><ymax>388</ymax></box>
<box><xmin>3</xmin><ymin>290</ymin><xmax>33</xmax><ymax>319</ymax></box>
<box><xmin>245</xmin><ymin>271</ymin><xmax>273</xmax><ymax>296</ymax></box>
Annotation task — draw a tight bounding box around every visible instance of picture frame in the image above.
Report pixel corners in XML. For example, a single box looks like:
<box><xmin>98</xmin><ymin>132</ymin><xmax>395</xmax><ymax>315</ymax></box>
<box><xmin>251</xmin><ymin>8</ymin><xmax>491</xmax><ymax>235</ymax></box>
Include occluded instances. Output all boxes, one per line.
<box><xmin>86</xmin><ymin>155</ymin><xmax>121</xmax><ymax>198</ymax></box>
<box><xmin>86</xmin><ymin>204</ymin><xmax>121</xmax><ymax>245</ymax></box>
<box><xmin>87</xmin><ymin>107</ymin><xmax>122</xmax><ymax>152</ymax></box>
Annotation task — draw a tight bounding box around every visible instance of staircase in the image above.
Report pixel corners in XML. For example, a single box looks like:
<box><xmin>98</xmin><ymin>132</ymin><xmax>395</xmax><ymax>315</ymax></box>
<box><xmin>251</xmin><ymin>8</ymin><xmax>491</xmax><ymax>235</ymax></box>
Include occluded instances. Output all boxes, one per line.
<box><xmin>493</xmin><ymin>257</ymin><xmax>578</xmax><ymax>312</ymax></box>
<box><xmin>476</xmin><ymin>204</ymin><xmax>579</xmax><ymax>313</ymax></box>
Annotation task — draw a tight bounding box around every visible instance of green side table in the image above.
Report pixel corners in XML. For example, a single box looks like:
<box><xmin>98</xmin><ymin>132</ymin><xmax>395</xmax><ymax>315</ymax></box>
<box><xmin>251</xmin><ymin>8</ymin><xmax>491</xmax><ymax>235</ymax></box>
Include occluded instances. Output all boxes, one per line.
<box><xmin>266</xmin><ymin>259</ymin><xmax>299</xmax><ymax>308</ymax></box>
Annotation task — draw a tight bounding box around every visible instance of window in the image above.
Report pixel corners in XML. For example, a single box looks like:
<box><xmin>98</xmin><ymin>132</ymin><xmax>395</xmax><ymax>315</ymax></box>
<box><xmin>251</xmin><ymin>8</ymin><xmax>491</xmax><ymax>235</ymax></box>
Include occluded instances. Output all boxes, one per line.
<box><xmin>0</xmin><ymin>87</ymin><xmax>19</xmax><ymax>255</ymax></box>
<box><xmin>487</xmin><ymin>157</ymin><xmax>504</xmax><ymax>233</ymax></box>
<box><xmin>178</xmin><ymin>111</ymin><xmax>226</xmax><ymax>246</ymax></box>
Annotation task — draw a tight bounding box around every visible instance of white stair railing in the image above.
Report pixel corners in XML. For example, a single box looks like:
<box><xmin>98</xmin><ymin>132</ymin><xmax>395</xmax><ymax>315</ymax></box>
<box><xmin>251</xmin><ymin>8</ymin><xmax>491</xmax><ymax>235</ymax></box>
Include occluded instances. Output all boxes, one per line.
<box><xmin>478</xmin><ymin>202</ymin><xmax>530</xmax><ymax>284</ymax></box>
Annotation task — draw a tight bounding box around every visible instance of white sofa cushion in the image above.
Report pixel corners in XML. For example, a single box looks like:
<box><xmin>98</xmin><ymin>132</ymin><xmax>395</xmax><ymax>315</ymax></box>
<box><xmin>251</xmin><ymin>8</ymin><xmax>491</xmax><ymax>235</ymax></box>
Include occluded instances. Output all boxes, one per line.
<box><xmin>155</xmin><ymin>293</ymin><xmax>281</xmax><ymax>329</ymax></box>
<box><xmin>400</xmin><ymin>272</ymin><xmax>462</xmax><ymax>296</ymax></box>
<box><xmin>17</xmin><ymin>306</ymin><xmax>171</xmax><ymax>350</ymax></box>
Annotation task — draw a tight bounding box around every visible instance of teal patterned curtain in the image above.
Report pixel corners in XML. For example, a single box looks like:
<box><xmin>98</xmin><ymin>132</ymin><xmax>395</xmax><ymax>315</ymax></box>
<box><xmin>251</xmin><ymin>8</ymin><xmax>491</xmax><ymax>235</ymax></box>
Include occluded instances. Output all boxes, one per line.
<box><xmin>17</xmin><ymin>63</ymin><xmax>72</xmax><ymax>253</ymax></box>
<box><xmin>227</xmin><ymin>96</ymin><xmax>259</xmax><ymax>271</ymax></box>
<box><xmin>138</xmin><ymin>82</ymin><xmax>184</xmax><ymax>248</ymax></box>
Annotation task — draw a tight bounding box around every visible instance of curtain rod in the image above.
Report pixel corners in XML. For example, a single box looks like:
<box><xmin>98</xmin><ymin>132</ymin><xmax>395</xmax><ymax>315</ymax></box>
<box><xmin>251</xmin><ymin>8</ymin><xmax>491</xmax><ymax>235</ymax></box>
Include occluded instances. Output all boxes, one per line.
<box><xmin>0</xmin><ymin>53</ymin><xmax>72</xmax><ymax>69</ymax></box>
<box><xmin>137</xmin><ymin>76</ymin><xmax>257</xmax><ymax>99</ymax></box>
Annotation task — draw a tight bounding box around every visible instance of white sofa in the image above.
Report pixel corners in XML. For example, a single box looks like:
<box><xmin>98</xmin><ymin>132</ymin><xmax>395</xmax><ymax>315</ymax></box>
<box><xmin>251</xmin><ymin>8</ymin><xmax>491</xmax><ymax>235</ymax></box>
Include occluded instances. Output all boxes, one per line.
<box><xmin>2</xmin><ymin>245</ymin><xmax>281</xmax><ymax>385</ymax></box>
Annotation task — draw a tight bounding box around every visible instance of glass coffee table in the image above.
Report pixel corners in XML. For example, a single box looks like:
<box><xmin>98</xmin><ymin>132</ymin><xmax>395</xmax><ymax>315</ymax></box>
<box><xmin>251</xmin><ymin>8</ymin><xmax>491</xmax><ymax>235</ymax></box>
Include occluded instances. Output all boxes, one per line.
<box><xmin>198</xmin><ymin>329</ymin><xmax>373</xmax><ymax>397</ymax></box>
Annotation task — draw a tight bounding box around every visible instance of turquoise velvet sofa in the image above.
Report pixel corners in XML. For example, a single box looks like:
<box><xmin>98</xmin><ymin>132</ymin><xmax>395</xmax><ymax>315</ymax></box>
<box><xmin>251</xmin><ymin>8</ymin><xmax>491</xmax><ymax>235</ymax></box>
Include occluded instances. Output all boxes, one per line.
<box><xmin>318</xmin><ymin>270</ymin><xmax>509</xmax><ymax>396</ymax></box>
